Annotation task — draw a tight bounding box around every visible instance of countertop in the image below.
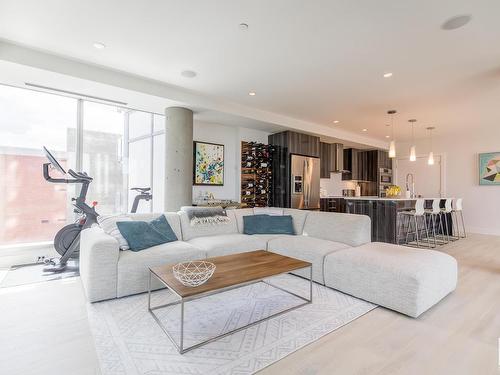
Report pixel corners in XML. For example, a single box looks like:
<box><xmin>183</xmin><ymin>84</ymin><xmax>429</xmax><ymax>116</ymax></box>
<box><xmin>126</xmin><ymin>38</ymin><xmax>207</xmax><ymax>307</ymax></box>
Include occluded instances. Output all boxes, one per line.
<box><xmin>343</xmin><ymin>196</ymin><xmax>449</xmax><ymax>201</ymax></box>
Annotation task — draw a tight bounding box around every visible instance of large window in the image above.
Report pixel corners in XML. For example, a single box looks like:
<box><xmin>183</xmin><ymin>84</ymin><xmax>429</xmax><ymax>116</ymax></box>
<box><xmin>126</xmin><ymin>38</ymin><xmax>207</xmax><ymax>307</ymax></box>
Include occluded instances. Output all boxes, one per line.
<box><xmin>127</xmin><ymin>111</ymin><xmax>165</xmax><ymax>213</ymax></box>
<box><xmin>0</xmin><ymin>84</ymin><xmax>166</xmax><ymax>246</ymax></box>
<box><xmin>0</xmin><ymin>85</ymin><xmax>77</xmax><ymax>245</ymax></box>
<box><xmin>82</xmin><ymin>101</ymin><xmax>127</xmax><ymax>215</ymax></box>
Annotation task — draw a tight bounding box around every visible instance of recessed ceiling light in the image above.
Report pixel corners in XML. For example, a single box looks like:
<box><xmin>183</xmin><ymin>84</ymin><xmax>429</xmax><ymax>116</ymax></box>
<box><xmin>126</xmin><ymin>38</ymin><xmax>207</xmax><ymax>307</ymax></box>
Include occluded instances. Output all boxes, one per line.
<box><xmin>362</xmin><ymin>128</ymin><xmax>368</xmax><ymax>132</ymax></box>
<box><xmin>383</xmin><ymin>72</ymin><xmax>393</xmax><ymax>78</ymax></box>
<box><xmin>248</xmin><ymin>91</ymin><xmax>256</xmax><ymax>96</ymax></box>
<box><xmin>385</xmin><ymin>135</ymin><xmax>390</xmax><ymax>138</ymax></box>
<box><xmin>333</xmin><ymin>120</ymin><xmax>340</xmax><ymax>124</ymax></box>
<box><xmin>239</xmin><ymin>23</ymin><xmax>249</xmax><ymax>31</ymax></box>
<box><xmin>93</xmin><ymin>42</ymin><xmax>106</xmax><ymax>49</ymax></box>
<box><xmin>441</xmin><ymin>15</ymin><xmax>472</xmax><ymax>30</ymax></box>
<box><xmin>181</xmin><ymin>70</ymin><xmax>197</xmax><ymax>78</ymax></box>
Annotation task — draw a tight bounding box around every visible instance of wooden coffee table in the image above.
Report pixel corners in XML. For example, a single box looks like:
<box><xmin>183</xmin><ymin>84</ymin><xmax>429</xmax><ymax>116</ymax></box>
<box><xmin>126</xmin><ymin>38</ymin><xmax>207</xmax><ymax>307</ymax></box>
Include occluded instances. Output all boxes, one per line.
<box><xmin>148</xmin><ymin>250</ymin><xmax>312</xmax><ymax>354</ymax></box>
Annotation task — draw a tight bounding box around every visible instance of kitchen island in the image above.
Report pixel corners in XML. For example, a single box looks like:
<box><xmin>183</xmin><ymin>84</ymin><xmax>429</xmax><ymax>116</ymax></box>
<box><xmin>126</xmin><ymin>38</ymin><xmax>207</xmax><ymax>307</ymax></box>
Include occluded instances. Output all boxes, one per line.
<box><xmin>345</xmin><ymin>197</ymin><xmax>452</xmax><ymax>244</ymax></box>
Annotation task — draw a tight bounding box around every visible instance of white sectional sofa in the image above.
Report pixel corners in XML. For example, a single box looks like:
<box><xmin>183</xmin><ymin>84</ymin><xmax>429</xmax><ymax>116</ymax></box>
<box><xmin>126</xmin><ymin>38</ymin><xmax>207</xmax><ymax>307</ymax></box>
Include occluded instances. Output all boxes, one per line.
<box><xmin>80</xmin><ymin>207</ymin><xmax>457</xmax><ymax>318</ymax></box>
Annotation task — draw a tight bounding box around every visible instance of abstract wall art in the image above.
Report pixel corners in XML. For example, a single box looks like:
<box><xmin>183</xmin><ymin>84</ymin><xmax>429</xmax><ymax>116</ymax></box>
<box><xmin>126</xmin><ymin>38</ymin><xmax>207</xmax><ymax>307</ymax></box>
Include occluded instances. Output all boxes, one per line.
<box><xmin>479</xmin><ymin>152</ymin><xmax>500</xmax><ymax>185</ymax></box>
<box><xmin>193</xmin><ymin>141</ymin><xmax>224</xmax><ymax>185</ymax></box>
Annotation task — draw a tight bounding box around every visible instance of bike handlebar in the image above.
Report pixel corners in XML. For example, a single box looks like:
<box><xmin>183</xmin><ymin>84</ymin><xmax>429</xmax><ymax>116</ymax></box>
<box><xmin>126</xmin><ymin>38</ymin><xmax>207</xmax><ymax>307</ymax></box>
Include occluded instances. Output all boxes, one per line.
<box><xmin>43</xmin><ymin>163</ymin><xmax>92</xmax><ymax>184</ymax></box>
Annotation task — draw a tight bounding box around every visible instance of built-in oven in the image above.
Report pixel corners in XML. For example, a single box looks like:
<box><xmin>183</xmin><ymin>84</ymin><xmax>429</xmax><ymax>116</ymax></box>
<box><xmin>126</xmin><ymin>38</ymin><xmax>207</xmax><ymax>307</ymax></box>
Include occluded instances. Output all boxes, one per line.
<box><xmin>379</xmin><ymin>168</ymin><xmax>392</xmax><ymax>184</ymax></box>
<box><xmin>379</xmin><ymin>168</ymin><xmax>393</xmax><ymax>197</ymax></box>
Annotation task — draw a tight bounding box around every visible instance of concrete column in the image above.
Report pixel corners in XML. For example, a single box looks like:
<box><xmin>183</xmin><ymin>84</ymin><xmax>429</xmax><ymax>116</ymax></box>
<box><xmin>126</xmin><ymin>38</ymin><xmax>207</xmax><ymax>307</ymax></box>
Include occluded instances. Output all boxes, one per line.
<box><xmin>164</xmin><ymin>107</ymin><xmax>193</xmax><ymax>211</ymax></box>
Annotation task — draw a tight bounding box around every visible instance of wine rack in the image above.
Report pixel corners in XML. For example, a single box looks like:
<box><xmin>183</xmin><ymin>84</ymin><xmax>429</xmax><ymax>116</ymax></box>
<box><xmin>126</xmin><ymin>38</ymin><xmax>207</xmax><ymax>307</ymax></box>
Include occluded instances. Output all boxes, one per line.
<box><xmin>241</xmin><ymin>141</ymin><xmax>273</xmax><ymax>207</ymax></box>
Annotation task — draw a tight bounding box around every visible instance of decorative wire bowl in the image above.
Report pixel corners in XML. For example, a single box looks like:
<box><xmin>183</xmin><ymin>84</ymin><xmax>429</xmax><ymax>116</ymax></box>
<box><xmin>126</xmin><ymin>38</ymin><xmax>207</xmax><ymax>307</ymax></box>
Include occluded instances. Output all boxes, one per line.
<box><xmin>172</xmin><ymin>261</ymin><xmax>216</xmax><ymax>287</ymax></box>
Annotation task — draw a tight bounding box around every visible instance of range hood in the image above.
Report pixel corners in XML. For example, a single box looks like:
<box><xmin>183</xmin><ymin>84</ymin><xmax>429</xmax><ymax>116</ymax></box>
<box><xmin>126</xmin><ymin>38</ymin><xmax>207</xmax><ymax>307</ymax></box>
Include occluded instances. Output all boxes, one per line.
<box><xmin>330</xmin><ymin>143</ymin><xmax>348</xmax><ymax>173</ymax></box>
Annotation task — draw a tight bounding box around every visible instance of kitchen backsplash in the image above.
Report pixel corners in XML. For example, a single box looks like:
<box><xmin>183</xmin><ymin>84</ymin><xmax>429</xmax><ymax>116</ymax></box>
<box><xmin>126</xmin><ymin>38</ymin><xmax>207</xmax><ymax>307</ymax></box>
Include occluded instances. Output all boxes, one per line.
<box><xmin>320</xmin><ymin>172</ymin><xmax>357</xmax><ymax>196</ymax></box>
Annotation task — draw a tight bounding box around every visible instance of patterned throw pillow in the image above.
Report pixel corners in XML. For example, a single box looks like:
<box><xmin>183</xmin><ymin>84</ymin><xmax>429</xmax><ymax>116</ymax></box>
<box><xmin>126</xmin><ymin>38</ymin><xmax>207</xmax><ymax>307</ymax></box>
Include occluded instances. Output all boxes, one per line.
<box><xmin>97</xmin><ymin>214</ymin><xmax>132</xmax><ymax>250</ymax></box>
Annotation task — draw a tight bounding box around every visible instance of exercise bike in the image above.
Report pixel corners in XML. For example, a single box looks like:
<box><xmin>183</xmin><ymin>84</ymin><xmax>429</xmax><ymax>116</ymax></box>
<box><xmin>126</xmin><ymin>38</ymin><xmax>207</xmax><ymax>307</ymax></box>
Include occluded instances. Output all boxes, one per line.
<box><xmin>130</xmin><ymin>187</ymin><xmax>152</xmax><ymax>213</ymax></box>
<box><xmin>42</xmin><ymin>146</ymin><xmax>99</xmax><ymax>272</ymax></box>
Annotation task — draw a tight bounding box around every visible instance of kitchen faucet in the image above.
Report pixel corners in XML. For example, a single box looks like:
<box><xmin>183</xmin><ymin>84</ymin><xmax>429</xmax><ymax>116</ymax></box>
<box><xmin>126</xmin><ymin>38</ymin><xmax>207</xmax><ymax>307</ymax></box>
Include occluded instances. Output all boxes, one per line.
<box><xmin>406</xmin><ymin>173</ymin><xmax>415</xmax><ymax>198</ymax></box>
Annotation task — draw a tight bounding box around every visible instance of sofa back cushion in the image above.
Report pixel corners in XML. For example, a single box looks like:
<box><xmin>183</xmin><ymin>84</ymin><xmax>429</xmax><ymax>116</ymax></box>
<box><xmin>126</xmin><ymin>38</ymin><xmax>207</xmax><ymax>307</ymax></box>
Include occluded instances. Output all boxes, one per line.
<box><xmin>302</xmin><ymin>211</ymin><xmax>371</xmax><ymax>246</ymax></box>
<box><xmin>97</xmin><ymin>214</ymin><xmax>133</xmax><ymax>250</ymax></box>
<box><xmin>232</xmin><ymin>208</ymin><xmax>255</xmax><ymax>233</ymax></box>
<box><xmin>126</xmin><ymin>212</ymin><xmax>183</xmax><ymax>240</ymax></box>
<box><xmin>283</xmin><ymin>208</ymin><xmax>309</xmax><ymax>235</ymax></box>
<box><xmin>178</xmin><ymin>209</ymin><xmax>238</xmax><ymax>240</ymax></box>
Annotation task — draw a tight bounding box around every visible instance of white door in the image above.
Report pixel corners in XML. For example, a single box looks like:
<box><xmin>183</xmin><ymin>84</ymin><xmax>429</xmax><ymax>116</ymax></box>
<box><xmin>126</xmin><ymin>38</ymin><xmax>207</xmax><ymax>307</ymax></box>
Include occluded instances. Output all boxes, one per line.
<box><xmin>395</xmin><ymin>155</ymin><xmax>443</xmax><ymax>197</ymax></box>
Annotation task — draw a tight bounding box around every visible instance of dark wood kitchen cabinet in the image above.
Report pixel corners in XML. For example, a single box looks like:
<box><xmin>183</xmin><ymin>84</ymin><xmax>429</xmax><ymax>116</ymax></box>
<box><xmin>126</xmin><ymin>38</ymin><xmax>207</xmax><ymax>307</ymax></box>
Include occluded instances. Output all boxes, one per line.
<box><xmin>269</xmin><ymin>131</ymin><xmax>320</xmax><ymax>158</ymax></box>
<box><xmin>378</xmin><ymin>150</ymin><xmax>392</xmax><ymax>170</ymax></box>
<box><xmin>343</xmin><ymin>149</ymin><xmax>379</xmax><ymax>182</ymax></box>
<box><xmin>320</xmin><ymin>198</ymin><xmax>346</xmax><ymax>213</ymax></box>
<box><xmin>342</xmin><ymin>148</ymin><xmax>359</xmax><ymax>180</ymax></box>
<box><xmin>320</xmin><ymin>142</ymin><xmax>331</xmax><ymax>178</ymax></box>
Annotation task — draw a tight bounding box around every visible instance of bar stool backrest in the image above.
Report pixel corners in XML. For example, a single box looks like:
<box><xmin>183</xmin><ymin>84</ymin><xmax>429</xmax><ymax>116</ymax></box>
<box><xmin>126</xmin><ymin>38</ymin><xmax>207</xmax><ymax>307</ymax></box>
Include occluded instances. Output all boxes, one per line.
<box><xmin>415</xmin><ymin>198</ymin><xmax>425</xmax><ymax>216</ymax></box>
<box><xmin>444</xmin><ymin>198</ymin><xmax>452</xmax><ymax>213</ymax></box>
<box><xmin>454</xmin><ymin>198</ymin><xmax>463</xmax><ymax>211</ymax></box>
<box><xmin>431</xmin><ymin>198</ymin><xmax>441</xmax><ymax>214</ymax></box>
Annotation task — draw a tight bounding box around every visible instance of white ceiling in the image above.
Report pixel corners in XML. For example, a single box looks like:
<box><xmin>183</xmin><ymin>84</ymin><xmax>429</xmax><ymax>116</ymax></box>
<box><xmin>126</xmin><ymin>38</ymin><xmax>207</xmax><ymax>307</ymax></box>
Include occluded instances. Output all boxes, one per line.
<box><xmin>0</xmin><ymin>0</ymin><xmax>499</xmax><ymax>143</ymax></box>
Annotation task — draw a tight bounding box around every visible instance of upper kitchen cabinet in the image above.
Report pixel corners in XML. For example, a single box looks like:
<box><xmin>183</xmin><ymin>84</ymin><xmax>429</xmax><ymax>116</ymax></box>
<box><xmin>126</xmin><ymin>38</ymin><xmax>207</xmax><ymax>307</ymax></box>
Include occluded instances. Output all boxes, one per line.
<box><xmin>269</xmin><ymin>131</ymin><xmax>320</xmax><ymax>157</ymax></box>
<box><xmin>342</xmin><ymin>148</ymin><xmax>359</xmax><ymax>180</ymax></box>
<box><xmin>342</xmin><ymin>149</ymin><xmax>379</xmax><ymax>182</ymax></box>
<box><xmin>378</xmin><ymin>150</ymin><xmax>393</xmax><ymax>170</ymax></box>
<box><xmin>320</xmin><ymin>142</ymin><xmax>331</xmax><ymax>178</ymax></box>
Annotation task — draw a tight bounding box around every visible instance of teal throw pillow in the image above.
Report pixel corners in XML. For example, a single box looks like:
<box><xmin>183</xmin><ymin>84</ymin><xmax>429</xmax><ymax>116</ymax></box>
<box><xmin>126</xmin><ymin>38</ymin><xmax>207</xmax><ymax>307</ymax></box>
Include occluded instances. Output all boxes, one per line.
<box><xmin>243</xmin><ymin>214</ymin><xmax>295</xmax><ymax>235</ymax></box>
<box><xmin>116</xmin><ymin>215</ymin><xmax>178</xmax><ymax>251</ymax></box>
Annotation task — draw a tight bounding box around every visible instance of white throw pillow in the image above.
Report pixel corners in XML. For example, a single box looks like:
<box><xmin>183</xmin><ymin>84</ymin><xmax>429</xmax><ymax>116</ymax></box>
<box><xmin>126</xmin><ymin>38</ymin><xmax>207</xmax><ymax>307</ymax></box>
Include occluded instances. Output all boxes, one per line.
<box><xmin>97</xmin><ymin>214</ymin><xmax>132</xmax><ymax>250</ymax></box>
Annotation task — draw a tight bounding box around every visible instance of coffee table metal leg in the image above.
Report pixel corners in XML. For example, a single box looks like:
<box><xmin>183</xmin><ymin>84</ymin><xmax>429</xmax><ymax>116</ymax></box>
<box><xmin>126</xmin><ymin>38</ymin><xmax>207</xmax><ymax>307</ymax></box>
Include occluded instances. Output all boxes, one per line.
<box><xmin>148</xmin><ymin>271</ymin><xmax>152</xmax><ymax>310</ymax></box>
<box><xmin>179</xmin><ymin>298</ymin><xmax>184</xmax><ymax>353</ymax></box>
<box><xmin>309</xmin><ymin>265</ymin><xmax>313</xmax><ymax>302</ymax></box>
<box><xmin>148</xmin><ymin>267</ymin><xmax>313</xmax><ymax>354</ymax></box>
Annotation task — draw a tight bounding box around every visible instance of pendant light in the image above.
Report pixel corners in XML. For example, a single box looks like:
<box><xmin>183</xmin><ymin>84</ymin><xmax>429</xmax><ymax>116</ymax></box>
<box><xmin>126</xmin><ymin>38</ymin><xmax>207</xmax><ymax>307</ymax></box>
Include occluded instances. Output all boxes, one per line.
<box><xmin>388</xmin><ymin>110</ymin><xmax>397</xmax><ymax>158</ymax></box>
<box><xmin>408</xmin><ymin>119</ymin><xmax>417</xmax><ymax>162</ymax></box>
<box><xmin>426</xmin><ymin>126</ymin><xmax>435</xmax><ymax>165</ymax></box>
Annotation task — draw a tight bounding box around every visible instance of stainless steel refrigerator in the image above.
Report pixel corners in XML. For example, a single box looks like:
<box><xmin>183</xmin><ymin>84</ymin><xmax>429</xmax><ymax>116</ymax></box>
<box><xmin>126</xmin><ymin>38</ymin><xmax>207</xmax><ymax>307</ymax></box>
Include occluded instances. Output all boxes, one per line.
<box><xmin>290</xmin><ymin>154</ymin><xmax>320</xmax><ymax>210</ymax></box>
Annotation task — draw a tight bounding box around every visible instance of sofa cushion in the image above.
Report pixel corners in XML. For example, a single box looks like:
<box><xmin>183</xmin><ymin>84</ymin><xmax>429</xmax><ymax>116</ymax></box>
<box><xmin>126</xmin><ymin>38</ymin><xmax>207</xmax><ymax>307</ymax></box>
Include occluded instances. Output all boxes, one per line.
<box><xmin>243</xmin><ymin>214</ymin><xmax>295</xmax><ymax>235</ymax></box>
<box><xmin>116</xmin><ymin>241</ymin><xmax>205</xmax><ymax>297</ymax></box>
<box><xmin>97</xmin><ymin>214</ymin><xmax>133</xmax><ymax>250</ymax></box>
<box><xmin>232</xmin><ymin>208</ymin><xmax>255</xmax><ymax>233</ymax></box>
<box><xmin>267</xmin><ymin>236</ymin><xmax>351</xmax><ymax>284</ymax></box>
<box><xmin>302</xmin><ymin>211</ymin><xmax>371</xmax><ymax>246</ymax></box>
<box><xmin>187</xmin><ymin>233</ymin><xmax>267</xmax><ymax>257</ymax></box>
<box><xmin>116</xmin><ymin>215</ymin><xmax>178</xmax><ymax>251</ymax></box>
<box><xmin>253</xmin><ymin>207</ymin><xmax>283</xmax><ymax>216</ymax></box>
<box><xmin>283</xmin><ymin>208</ymin><xmax>309</xmax><ymax>235</ymax></box>
<box><xmin>178</xmin><ymin>209</ymin><xmax>238</xmax><ymax>240</ymax></box>
<box><xmin>127</xmin><ymin>212</ymin><xmax>183</xmax><ymax>240</ymax></box>
<box><xmin>323</xmin><ymin>242</ymin><xmax>458</xmax><ymax>318</ymax></box>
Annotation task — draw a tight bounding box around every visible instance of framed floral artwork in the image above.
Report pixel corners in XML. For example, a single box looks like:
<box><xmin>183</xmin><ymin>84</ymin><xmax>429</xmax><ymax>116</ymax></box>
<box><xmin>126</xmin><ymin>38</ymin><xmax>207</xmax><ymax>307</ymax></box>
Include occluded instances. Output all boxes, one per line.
<box><xmin>193</xmin><ymin>141</ymin><xmax>224</xmax><ymax>185</ymax></box>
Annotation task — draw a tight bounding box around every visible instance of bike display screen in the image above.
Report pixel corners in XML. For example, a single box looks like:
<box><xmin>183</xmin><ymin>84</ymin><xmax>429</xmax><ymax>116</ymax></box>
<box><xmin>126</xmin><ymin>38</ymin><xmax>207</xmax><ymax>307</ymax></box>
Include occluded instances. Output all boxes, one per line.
<box><xmin>43</xmin><ymin>146</ymin><xmax>67</xmax><ymax>175</ymax></box>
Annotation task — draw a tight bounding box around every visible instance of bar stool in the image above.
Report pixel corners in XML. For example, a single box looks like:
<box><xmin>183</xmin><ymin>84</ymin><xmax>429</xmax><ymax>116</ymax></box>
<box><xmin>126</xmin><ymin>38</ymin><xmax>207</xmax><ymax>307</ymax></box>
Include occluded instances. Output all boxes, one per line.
<box><xmin>441</xmin><ymin>198</ymin><xmax>456</xmax><ymax>242</ymax></box>
<box><xmin>425</xmin><ymin>198</ymin><xmax>447</xmax><ymax>246</ymax></box>
<box><xmin>452</xmin><ymin>198</ymin><xmax>466</xmax><ymax>238</ymax></box>
<box><xmin>399</xmin><ymin>198</ymin><xmax>432</xmax><ymax>248</ymax></box>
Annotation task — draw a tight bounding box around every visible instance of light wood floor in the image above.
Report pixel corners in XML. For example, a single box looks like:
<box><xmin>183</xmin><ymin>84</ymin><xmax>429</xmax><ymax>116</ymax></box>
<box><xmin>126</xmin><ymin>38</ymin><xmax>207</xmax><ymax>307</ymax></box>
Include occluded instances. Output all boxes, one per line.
<box><xmin>0</xmin><ymin>234</ymin><xmax>498</xmax><ymax>375</ymax></box>
<box><xmin>261</xmin><ymin>233</ymin><xmax>500</xmax><ymax>375</ymax></box>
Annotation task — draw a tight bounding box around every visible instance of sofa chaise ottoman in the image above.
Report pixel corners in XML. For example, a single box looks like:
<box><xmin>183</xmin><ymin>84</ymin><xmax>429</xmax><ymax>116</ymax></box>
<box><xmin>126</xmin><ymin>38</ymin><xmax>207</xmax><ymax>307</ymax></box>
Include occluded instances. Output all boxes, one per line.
<box><xmin>323</xmin><ymin>242</ymin><xmax>458</xmax><ymax>318</ymax></box>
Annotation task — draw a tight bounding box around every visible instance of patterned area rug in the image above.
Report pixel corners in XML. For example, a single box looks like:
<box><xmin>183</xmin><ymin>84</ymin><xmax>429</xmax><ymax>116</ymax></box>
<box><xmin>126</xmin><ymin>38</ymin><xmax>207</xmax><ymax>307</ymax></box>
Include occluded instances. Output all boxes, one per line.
<box><xmin>88</xmin><ymin>274</ymin><xmax>376</xmax><ymax>375</ymax></box>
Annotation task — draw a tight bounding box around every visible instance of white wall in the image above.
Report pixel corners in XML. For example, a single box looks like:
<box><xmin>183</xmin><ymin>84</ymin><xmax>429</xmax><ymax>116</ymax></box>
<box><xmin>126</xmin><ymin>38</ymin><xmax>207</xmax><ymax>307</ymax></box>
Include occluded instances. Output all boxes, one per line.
<box><xmin>192</xmin><ymin>121</ymin><xmax>269</xmax><ymax>202</ymax></box>
<box><xmin>395</xmin><ymin>131</ymin><xmax>500</xmax><ymax>236</ymax></box>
